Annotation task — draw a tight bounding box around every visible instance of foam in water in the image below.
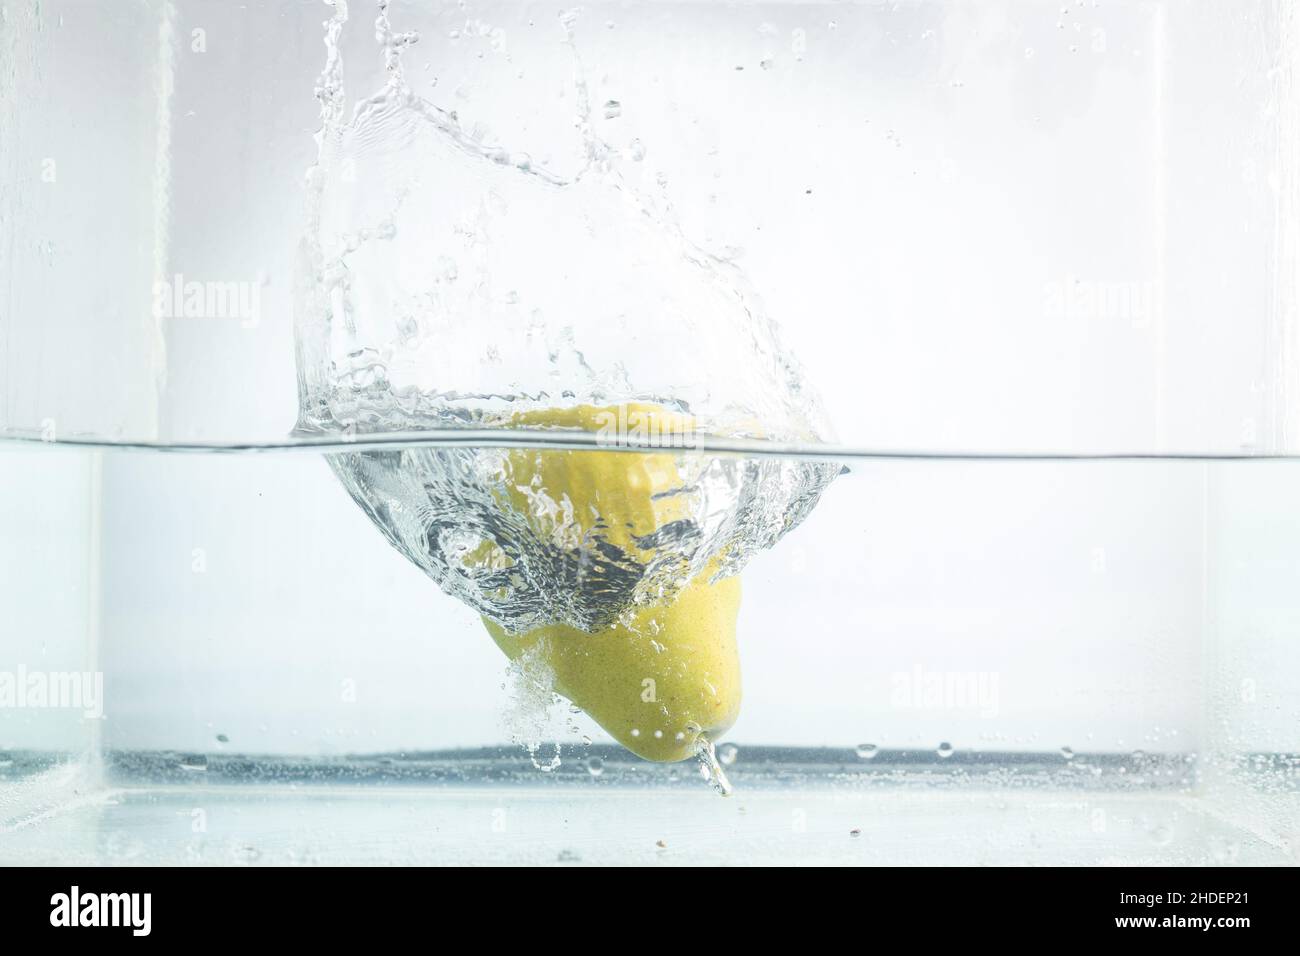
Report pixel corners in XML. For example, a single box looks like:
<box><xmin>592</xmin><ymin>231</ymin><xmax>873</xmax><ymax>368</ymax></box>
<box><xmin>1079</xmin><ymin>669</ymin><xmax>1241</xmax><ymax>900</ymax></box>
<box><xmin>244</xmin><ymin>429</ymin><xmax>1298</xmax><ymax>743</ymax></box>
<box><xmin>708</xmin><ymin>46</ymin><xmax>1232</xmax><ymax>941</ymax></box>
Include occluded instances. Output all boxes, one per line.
<box><xmin>292</xmin><ymin>1</ymin><xmax>839</xmax><ymax>770</ymax></box>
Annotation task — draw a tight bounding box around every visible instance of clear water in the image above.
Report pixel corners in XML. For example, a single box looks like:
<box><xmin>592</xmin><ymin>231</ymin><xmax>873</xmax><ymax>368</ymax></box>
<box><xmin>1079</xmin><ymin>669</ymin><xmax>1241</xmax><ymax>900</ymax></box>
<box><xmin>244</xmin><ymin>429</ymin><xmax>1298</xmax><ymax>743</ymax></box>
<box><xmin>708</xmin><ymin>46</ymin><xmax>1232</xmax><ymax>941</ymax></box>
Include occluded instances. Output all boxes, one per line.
<box><xmin>1</xmin><ymin>442</ymin><xmax>1298</xmax><ymax>865</ymax></box>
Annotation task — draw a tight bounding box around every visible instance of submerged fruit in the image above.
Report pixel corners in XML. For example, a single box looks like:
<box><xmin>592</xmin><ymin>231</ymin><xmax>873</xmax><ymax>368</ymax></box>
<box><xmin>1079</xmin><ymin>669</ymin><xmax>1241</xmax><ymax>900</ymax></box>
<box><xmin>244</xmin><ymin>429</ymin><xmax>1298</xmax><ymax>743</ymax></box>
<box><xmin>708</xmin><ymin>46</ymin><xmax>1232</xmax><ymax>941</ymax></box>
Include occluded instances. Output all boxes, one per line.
<box><xmin>476</xmin><ymin>404</ymin><xmax>742</xmax><ymax>761</ymax></box>
<box><xmin>485</xmin><ymin>570</ymin><xmax>740</xmax><ymax>762</ymax></box>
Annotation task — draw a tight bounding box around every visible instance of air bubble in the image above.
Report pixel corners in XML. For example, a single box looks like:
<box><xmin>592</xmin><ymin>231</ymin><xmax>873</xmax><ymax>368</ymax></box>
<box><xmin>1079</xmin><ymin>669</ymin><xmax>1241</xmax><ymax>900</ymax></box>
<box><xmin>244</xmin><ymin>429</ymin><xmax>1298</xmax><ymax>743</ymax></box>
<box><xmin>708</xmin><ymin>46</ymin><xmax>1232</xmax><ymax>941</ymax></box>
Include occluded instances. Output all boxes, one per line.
<box><xmin>718</xmin><ymin>743</ymin><xmax>739</xmax><ymax>766</ymax></box>
<box><xmin>937</xmin><ymin>742</ymin><xmax>954</xmax><ymax>759</ymax></box>
<box><xmin>855</xmin><ymin>743</ymin><xmax>879</xmax><ymax>759</ymax></box>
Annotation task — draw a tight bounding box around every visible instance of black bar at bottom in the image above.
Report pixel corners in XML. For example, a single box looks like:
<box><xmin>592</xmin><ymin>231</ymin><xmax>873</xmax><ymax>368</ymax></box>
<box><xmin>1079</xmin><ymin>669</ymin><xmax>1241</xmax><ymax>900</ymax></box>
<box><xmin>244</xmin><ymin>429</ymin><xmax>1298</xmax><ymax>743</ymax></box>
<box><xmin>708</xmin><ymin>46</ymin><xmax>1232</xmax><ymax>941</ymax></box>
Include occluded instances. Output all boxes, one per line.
<box><xmin>0</xmin><ymin>866</ymin><xmax>1288</xmax><ymax>941</ymax></box>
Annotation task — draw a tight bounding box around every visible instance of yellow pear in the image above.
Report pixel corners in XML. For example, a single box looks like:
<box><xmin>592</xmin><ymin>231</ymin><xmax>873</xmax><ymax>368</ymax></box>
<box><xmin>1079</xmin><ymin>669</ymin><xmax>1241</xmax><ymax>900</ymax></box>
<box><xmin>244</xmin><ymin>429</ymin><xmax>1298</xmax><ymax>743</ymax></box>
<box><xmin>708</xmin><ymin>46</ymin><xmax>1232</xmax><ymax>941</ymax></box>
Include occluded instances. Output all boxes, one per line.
<box><xmin>477</xmin><ymin>404</ymin><xmax>742</xmax><ymax>762</ymax></box>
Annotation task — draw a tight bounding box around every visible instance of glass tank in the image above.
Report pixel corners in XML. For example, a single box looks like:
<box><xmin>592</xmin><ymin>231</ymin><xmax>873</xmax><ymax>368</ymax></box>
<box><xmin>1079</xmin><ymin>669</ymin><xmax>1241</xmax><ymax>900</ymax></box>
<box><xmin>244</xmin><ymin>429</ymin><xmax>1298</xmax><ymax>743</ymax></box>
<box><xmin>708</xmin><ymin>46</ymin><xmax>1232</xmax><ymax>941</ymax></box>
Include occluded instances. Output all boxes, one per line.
<box><xmin>1</xmin><ymin>0</ymin><xmax>1297</xmax><ymax>867</ymax></box>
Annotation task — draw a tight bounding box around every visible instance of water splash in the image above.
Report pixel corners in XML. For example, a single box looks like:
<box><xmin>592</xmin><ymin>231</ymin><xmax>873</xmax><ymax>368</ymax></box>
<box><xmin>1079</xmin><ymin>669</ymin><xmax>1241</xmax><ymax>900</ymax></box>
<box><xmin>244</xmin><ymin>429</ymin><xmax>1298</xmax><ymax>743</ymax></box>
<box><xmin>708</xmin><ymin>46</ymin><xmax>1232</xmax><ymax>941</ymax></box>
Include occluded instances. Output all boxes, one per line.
<box><xmin>297</xmin><ymin>7</ymin><xmax>841</xmax><ymax>636</ymax></box>
<box><xmin>294</xmin><ymin>3</ymin><xmax>838</xmax><ymax>781</ymax></box>
<box><xmin>295</xmin><ymin>2</ymin><xmax>833</xmax><ymax>447</ymax></box>
<box><xmin>327</xmin><ymin>441</ymin><xmax>835</xmax><ymax>635</ymax></box>
<box><xmin>696</xmin><ymin>736</ymin><xmax>734</xmax><ymax>797</ymax></box>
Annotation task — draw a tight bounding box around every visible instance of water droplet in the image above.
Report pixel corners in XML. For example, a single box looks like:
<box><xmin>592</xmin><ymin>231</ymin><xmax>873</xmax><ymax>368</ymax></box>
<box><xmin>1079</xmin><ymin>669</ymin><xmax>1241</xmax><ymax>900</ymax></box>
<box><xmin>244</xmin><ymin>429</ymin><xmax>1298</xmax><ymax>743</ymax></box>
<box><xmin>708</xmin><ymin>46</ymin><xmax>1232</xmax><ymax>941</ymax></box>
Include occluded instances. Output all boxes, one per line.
<box><xmin>855</xmin><ymin>743</ymin><xmax>879</xmax><ymax>760</ymax></box>
<box><xmin>718</xmin><ymin>743</ymin><xmax>739</xmax><ymax>766</ymax></box>
<box><xmin>937</xmin><ymin>742</ymin><xmax>954</xmax><ymax>759</ymax></box>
